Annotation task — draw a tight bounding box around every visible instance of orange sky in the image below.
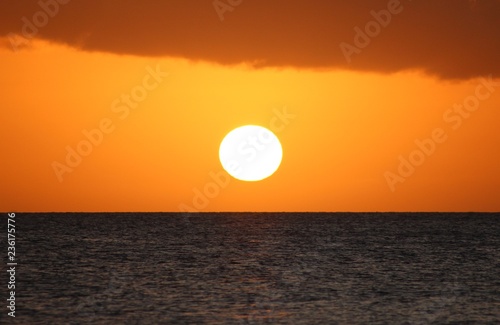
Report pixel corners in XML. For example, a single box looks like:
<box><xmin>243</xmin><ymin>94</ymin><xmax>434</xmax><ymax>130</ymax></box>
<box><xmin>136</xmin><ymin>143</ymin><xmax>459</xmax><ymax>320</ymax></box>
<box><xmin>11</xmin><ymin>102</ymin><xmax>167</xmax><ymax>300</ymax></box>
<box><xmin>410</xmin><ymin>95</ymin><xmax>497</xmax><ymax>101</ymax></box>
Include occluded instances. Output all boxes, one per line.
<box><xmin>1</xmin><ymin>1</ymin><xmax>499</xmax><ymax>212</ymax></box>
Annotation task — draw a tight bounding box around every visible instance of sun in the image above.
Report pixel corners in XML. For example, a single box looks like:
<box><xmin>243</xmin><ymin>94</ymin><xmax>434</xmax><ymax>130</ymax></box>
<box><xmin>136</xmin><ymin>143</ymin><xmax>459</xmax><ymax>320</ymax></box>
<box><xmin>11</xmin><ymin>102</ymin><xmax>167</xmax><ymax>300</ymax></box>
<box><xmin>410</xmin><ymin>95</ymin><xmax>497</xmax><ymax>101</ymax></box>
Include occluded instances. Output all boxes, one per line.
<box><xmin>219</xmin><ymin>125</ymin><xmax>283</xmax><ymax>182</ymax></box>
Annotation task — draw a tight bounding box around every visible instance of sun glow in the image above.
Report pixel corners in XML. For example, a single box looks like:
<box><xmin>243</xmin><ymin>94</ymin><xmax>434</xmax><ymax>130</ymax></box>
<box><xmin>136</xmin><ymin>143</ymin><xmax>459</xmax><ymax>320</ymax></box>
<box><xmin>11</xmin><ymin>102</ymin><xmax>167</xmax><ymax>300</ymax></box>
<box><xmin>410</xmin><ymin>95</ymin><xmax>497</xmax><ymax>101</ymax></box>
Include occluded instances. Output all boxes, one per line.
<box><xmin>219</xmin><ymin>125</ymin><xmax>283</xmax><ymax>182</ymax></box>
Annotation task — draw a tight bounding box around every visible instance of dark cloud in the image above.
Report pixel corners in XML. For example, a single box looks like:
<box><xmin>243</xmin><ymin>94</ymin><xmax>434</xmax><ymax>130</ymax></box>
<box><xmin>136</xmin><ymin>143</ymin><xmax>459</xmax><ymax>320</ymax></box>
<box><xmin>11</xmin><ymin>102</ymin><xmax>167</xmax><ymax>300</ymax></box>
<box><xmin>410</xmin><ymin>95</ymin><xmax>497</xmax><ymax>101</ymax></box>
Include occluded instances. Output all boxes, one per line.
<box><xmin>1</xmin><ymin>0</ymin><xmax>499</xmax><ymax>79</ymax></box>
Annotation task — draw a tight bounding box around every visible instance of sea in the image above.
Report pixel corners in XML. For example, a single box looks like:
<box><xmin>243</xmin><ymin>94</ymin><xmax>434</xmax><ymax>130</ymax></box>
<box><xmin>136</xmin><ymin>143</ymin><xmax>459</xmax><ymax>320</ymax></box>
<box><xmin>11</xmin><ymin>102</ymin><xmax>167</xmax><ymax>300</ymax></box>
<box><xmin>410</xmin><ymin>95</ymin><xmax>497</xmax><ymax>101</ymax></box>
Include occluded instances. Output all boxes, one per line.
<box><xmin>4</xmin><ymin>212</ymin><xmax>500</xmax><ymax>324</ymax></box>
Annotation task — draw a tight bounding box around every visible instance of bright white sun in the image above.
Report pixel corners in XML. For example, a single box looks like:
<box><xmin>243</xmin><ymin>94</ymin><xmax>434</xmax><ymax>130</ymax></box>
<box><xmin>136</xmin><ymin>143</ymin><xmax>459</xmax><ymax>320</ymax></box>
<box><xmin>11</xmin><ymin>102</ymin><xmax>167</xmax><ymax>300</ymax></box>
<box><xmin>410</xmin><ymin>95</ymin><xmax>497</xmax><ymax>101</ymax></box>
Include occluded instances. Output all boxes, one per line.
<box><xmin>219</xmin><ymin>125</ymin><xmax>283</xmax><ymax>182</ymax></box>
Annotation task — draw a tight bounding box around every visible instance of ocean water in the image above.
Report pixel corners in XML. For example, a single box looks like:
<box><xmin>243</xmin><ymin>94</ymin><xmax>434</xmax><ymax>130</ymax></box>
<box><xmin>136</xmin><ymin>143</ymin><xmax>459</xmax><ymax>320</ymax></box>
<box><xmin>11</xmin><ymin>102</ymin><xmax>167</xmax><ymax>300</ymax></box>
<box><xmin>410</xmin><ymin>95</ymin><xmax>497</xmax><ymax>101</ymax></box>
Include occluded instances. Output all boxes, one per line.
<box><xmin>5</xmin><ymin>213</ymin><xmax>500</xmax><ymax>324</ymax></box>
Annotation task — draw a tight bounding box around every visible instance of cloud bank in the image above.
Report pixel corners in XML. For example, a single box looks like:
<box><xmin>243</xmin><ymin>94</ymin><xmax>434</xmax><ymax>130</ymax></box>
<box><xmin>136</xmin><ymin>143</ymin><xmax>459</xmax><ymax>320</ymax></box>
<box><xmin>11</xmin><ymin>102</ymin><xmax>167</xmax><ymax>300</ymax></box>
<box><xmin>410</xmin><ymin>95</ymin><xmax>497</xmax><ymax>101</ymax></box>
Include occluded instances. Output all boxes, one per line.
<box><xmin>1</xmin><ymin>0</ymin><xmax>499</xmax><ymax>79</ymax></box>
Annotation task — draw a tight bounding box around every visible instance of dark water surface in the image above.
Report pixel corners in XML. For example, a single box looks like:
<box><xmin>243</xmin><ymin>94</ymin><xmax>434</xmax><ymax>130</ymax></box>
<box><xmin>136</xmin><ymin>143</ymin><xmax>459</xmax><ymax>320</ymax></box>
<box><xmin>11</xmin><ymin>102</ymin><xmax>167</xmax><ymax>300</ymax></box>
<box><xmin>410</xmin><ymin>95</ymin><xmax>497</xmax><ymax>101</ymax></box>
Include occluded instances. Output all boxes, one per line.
<box><xmin>5</xmin><ymin>213</ymin><xmax>500</xmax><ymax>324</ymax></box>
